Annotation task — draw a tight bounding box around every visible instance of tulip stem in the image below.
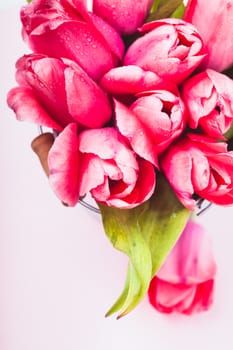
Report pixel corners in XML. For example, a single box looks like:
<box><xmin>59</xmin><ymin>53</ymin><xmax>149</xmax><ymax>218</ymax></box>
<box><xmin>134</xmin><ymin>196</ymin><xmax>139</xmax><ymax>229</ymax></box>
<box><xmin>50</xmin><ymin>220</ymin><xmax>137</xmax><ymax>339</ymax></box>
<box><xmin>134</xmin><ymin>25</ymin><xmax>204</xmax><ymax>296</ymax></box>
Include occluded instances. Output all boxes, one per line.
<box><xmin>150</xmin><ymin>0</ymin><xmax>160</xmax><ymax>13</ymax></box>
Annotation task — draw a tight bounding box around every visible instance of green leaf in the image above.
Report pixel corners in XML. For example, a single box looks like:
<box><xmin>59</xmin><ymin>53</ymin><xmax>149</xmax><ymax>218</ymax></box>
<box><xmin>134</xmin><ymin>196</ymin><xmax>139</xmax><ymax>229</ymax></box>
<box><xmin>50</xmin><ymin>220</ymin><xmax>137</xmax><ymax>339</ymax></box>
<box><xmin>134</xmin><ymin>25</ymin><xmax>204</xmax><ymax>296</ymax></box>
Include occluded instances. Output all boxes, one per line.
<box><xmin>224</xmin><ymin>123</ymin><xmax>233</xmax><ymax>140</ymax></box>
<box><xmin>150</xmin><ymin>0</ymin><xmax>161</xmax><ymax>13</ymax></box>
<box><xmin>148</xmin><ymin>0</ymin><xmax>184</xmax><ymax>21</ymax></box>
<box><xmin>171</xmin><ymin>3</ymin><xmax>185</xmax><ymax>19</ymax></box>
<box><xmin>99</xmin><ymin>175</ymin><xmax>190</xmax><ymax>318</ymax></box>
<box><xmin>26</xmin><ymin>0</ymin><xmax>32</xmax><ymax>3</ymax></box>
<box><xmin>138</xmin><ymin>175</ymin><xmax>190</xmax><ymax>276</ymax></box>
<box><xmin>99</xmin><ymin>201</ymin><xmax>153</xmax><ymax>318</ymax></box>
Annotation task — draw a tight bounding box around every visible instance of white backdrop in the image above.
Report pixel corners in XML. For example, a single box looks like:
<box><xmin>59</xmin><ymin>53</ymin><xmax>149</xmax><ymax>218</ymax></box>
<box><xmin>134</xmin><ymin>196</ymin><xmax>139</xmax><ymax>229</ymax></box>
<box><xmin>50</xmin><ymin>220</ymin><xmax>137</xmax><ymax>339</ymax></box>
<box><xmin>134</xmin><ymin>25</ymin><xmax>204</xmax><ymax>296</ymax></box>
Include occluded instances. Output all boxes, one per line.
<box><xmin>1</xmin><ymin>2</ymin><xmax>233</xmax><ymax>349</ymax></box>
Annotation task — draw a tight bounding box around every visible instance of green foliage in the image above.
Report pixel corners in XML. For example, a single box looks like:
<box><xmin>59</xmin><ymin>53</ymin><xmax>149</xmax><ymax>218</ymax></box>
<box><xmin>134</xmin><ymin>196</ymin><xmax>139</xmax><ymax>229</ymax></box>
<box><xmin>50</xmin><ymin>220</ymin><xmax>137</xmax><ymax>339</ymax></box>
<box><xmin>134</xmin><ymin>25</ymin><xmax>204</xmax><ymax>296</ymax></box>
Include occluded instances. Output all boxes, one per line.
<box><xmin>148</xmin><ymin>0</ymin><xmax>185</xmax><ymax>21</ymax></box>
<box><xmin>99</xmin><ymin>175</ymin><xmax>190</xmax><ymax>318</ymax></box>
<box><xmin>224</xmin><ymin>123</ymin><xmax>233</xmax><ymax>140</ymax></box>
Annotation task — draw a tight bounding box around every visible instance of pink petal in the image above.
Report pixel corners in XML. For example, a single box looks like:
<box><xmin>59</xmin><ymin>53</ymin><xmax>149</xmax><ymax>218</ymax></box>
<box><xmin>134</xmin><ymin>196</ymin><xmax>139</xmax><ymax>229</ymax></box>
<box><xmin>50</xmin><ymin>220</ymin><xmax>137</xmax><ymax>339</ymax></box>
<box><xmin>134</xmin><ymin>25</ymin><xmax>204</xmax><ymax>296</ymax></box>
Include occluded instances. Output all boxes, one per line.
<box><xmin>19</xmin><ymin>56</ymin><xmax>74</xmax><ymax>127</ymax></box>
<box><xmin>65</xmin><ymin>65</ymin><xmax>112</xmax><ymax>128</ymax></box>
<box><xmin>100</xmin><ymin>65</ymin><xmax>172</xmax><ymax>95</ymax></box>
<box><xmin>161</xmin><ymin>141</ymin><xmax>195</xmax><ymax>210</ymax></box>
<box><xmin>93</xmin><ymin>0</ymin><xmax>153</xmax><ymax>35</ymax></box>
<box><xmin>78</xmin><ymin>154</ymin><xmax>106</xmax><ymax>197</ymax></box>
<box><xmin>79</xmin><ymin>127</ymin><xmax>138</xmax><ymax>169</ymax></box>
<box><xmin>89</xmin><ymin>12</ymin><xmax>124</xmax><ymax>60</ymax></box>
<box><xmin>184</xmin><ymin>0</ymin><xmax>233</xmax><ymax>71</ymax></box>
<box><xmin>148</xmin><ymin>278</ymin><xmax>197</xmax><ymax>313</ymax></box>
<box><xmin>104</xmin><ymin>158</ymin><xmax>156</xmax><ymax>208</ymax></box>
<box><xmin>157</xmin><ymin>221</ymin><xmax>217</xmax><ymax>284</ymax></box>
<box><xmin>7</xmin><ymin>86</ymin><xmax>62</xmax><ymax>131</ymax></box>
<box><xmin>182</xmin><ymin>280</ymin><xmax>214</xmax><ymax>315</ymax></box>
<box><xmin>48</xmin><ymin>123</ymin><xmax>80</xmax><ymax>206</ymax></box>
<box><xmin>114</xmin><ymin>99</ymin><xmax>159</xmax><ymax>168</ymax></box>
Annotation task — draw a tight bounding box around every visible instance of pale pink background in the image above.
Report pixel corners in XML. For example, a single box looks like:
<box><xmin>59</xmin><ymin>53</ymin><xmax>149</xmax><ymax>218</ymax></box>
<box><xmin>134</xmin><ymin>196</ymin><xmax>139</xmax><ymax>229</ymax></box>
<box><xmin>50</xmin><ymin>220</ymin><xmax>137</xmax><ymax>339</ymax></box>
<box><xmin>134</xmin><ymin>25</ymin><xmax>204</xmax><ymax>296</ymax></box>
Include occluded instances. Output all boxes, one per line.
<box><xmin>1</xmin><ymin>2</ymin><xmax>233</xmax><ymax>349</ymax></box>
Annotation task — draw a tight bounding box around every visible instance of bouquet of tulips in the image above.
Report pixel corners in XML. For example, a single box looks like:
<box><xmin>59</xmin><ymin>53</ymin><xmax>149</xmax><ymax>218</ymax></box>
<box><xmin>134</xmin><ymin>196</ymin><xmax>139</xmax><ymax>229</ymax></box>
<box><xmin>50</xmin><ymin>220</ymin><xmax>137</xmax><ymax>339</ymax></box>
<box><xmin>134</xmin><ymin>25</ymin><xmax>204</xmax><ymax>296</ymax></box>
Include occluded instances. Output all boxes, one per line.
<box><xmin>7</xmin><ymin>0</ymin><xmax>233</xmax><ymax>318</ymax></box>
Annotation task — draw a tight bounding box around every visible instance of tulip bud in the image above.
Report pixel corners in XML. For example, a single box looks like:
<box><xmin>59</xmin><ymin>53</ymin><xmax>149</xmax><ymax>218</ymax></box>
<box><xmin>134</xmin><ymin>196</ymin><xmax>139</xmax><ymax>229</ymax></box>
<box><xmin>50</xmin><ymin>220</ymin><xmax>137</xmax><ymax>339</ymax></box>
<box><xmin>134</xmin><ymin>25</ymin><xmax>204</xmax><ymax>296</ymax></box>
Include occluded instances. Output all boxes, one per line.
<box><xmin>182</xmin><ymin>69</ymin><xmax>233</xmax><ymax>138</ymax></box>
<box><xmin>124</xmin><ymin>18</ymin><xmax>206</xmax><ymax>84</ymax></box>
<box><xmin>148</xmin><ymin>220</ymin><xmax>216</xmax><ymax>315</ymax></box>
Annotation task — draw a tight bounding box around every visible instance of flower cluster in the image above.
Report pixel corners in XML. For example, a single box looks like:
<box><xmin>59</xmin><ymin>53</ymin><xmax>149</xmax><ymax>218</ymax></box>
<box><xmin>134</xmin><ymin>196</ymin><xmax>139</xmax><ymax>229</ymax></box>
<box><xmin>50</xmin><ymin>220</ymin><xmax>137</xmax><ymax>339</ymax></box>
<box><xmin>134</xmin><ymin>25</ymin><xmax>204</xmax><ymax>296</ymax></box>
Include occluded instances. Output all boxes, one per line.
<box><xmin>7</xmin><ymin>0</ymin><xmax>233</xmax><ymax>317</ymax></box>
<box><xmin>8</xmin><ymin>0</ymin><xmax>233</xmax><ymax>211</ymax></box>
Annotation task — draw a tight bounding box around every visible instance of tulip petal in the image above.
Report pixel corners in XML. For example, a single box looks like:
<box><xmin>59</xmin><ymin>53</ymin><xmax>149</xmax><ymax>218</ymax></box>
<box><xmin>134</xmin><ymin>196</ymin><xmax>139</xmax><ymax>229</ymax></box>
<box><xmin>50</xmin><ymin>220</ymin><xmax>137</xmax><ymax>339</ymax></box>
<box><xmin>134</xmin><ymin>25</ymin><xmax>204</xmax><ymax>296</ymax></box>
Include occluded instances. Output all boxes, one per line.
<box><xmin>78</xmin><ymin>154</ymin><xmax>106</xmax><ymax>197</ymax></box>
<box><xmin>104</xmin><ymin>158</ymin><xmax>156</xmax><ymax>208</ymax></box>
<box><xmin>7</xmin><ymin>86</ymin><xmax>62</xmax><ymax>131</ymax></box>
<box><xmin>184</xmin><ymin>0</ymin><xmax>233</xmax><ymax>71</ymax></box>
<box><xmin>64</xmin><ymin>65</ymin><xmax>112</xmax><ymax>128</ymax></box>
<box><xmin>93</xmin><ymin>0</ymin><xmax>153</xmax><ymax>35</ymax></box>
<box><xmin>89</xmin><ymin>12</ymin><xmax>124</xmax><ymax>60</ymax></box>
<box><xmin>148</xmin><ymin>278</ymin><xmax>196</xmax><ymax>313</ymax></box>
<box><xmin>48</xmin><ymin>123</ymin><xmax>80</xmax><ymax>206</ymax></box>
<box><xmin>114</xmin><ymin>99</ymin><xmax>159</xmax><ymax>168</ymax></box>
<box><xmin>157</xmin><ymin>221</ymin><xmax>217</xmax><ymax>283</ymax></box>
<box><xmin>79</xmin><ymin>127</ymin><xmax>138</xmax><ymax>169</ymax></box>
<box><xmin>18</xmin><ymin>55</ymin><xmax>74</xmax><ymax>128</ymax></box>
<box><xmin>161</xmin><ymin>142</ymin><xmax>195</xmax><ymax>210</ymax></box>
<box><xmin>100</xmin><ymin>65</ymin><xmax>172</xmax><ymax>95</ymax></box>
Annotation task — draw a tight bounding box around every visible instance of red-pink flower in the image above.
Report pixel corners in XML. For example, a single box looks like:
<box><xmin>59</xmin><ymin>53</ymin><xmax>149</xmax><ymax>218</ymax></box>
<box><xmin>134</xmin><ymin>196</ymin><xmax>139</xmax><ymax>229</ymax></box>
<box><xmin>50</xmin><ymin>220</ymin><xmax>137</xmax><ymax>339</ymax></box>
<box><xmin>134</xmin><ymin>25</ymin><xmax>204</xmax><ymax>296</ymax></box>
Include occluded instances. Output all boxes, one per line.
<box><xmin>93</xmin><ymin>0</ymin><xmax>153</xmax><ymax>35</ymax></box>
<box><xmin>184</xmin><ymin>0</ymin><xmax>233</xmax><ymax>72</ymax></box>
<box><xmin>124</xmin><ymin>18</ymin><xmax>206</xmax><ymax>84</ymax></box>
<box><xmin>48</xmin><ymin>123</ymin><xmax>156</xmax><ymax>208</ymax></box>
<box><xmin>20</xmin><ymin>0</ymin><xmax>124</xmax><ymax>81</ymax></box>
<box><xmin>182</xmin><ymin>69</ymin><xmax>233</xmax><ymax>138</ymax></box>
<box><xmin>130</xmin><ymin>90</ymin><xmax>187</xmax><ymax>153</ymax></box>
<box><xmin>113</xmin><ymin>89</ymin><xmax>186</xmax><ymax>161</ymax></box>
<box><xmin>148</xmin><ymin>220</ymin><xmax>216</xmax><ymax>315</ymax></box>
<box><xmin>161</xmin><ymin>133</ymin><xmax>233</xmax><ymax>210</ymax></box>
<box><xmin>7</xmin><ymin>54</ymin><xmax>112</xmax><ymax>130</ymax></box>
<box><xmin>114</xmin><ymin>90</ymin><xmax>186</xmax><ymax>164</ymax></box>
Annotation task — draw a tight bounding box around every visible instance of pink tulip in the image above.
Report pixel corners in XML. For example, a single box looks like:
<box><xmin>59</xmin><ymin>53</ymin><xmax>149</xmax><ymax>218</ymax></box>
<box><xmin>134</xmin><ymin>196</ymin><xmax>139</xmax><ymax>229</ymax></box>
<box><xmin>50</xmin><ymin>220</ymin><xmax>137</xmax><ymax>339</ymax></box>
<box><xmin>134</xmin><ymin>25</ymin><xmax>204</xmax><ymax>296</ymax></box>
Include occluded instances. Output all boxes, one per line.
<box><xmin>93</xmin><ymin>0</ymin><xmax>153</xmax><ymax>35</ymax></box>
<box><xmin>148</xmin><ymin>220</ymin><xmax>216</xmax><ymax>315</ymax></box>
<box><xmin>182</xmin><ymin>69</ymin><xmax>233</xmax><ymax>138</ymax></box>
<box><xmin>48</xmin><ymin>123</ymin><xmax>80</xmax><ymax>206</ymax></box>
<box><xmin>184</xmin><ymin>0</ymin><xmax>233</xmax><ymax>72</ymax></box>
<box><xmin>124</xmin><ymin>18</ymin><xmax>206</xmax><ymax>84</ymax></box>
<box><xmin>113</xmin><ymin>89</ymin><xmax>186</xmax><ymax>160</ymax></box>
<box><xmin>20</xmin><ymin>0</ymin><xmax>124</xmax><ymax>81</ymax></box>
<box><xmin>48</xmin><ymin>123</ymin><xmax>156</xmax><ymax>208</ymax></box>
<box><xmin>130</xmin><ymin>90</ymin><xmax>187</xmax><ymax>153</ymax></box>
<box><xmin>161</xmin><ymin>133</ymin><xmax>233</xmax><ymax>210</ymax></box>
<box><xmin>7</xmin><ymin>54</ymin><xmax>112</xmax><ymax>130</ymax></box>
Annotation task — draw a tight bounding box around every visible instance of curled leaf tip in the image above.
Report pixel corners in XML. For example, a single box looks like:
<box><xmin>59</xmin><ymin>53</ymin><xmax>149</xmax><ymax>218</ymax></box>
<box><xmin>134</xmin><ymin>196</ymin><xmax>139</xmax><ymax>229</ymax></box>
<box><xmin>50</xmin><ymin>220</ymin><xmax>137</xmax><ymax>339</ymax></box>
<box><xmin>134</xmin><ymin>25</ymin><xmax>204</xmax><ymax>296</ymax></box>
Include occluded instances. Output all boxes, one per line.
<box><xmin>116</xmin><ymin>313</ymin><xmax>125</xmax><ymax>320</ymax></box>
<box><xmin>100</xmin><ymin>175</ymin><xmax>190</xmax><ymax>317</ymax></box>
